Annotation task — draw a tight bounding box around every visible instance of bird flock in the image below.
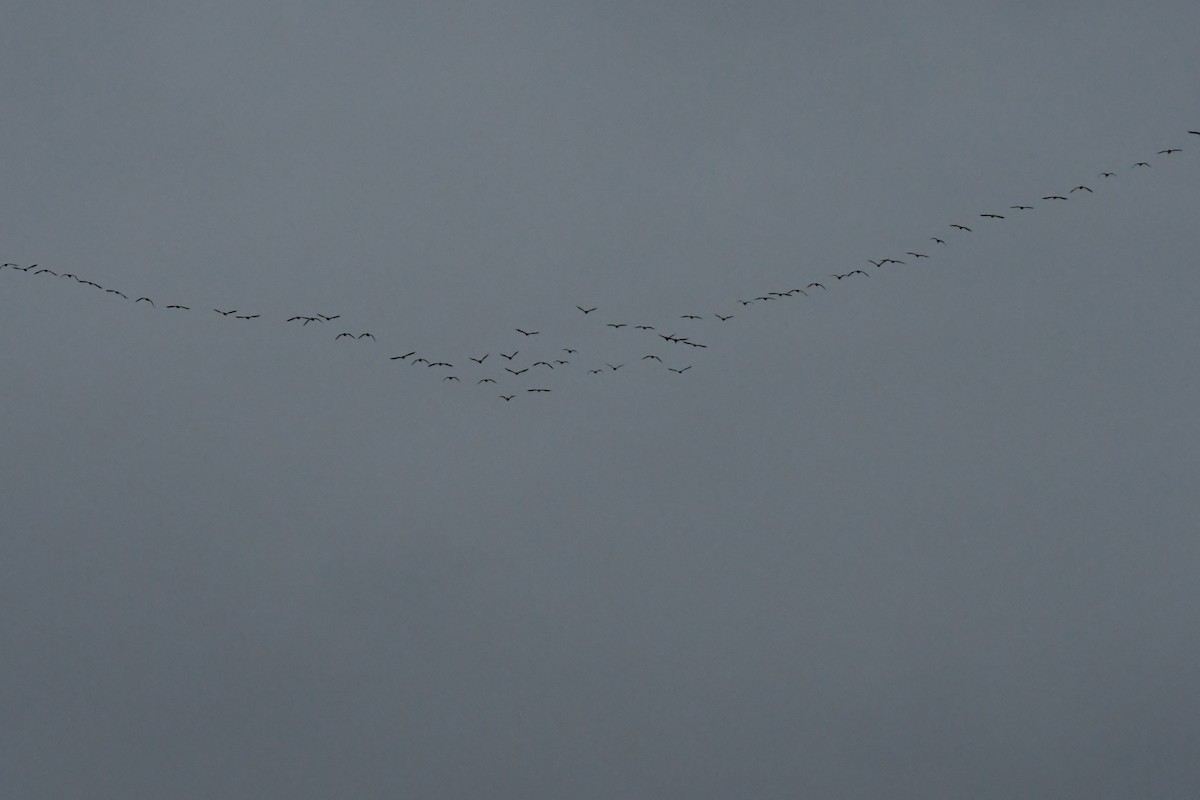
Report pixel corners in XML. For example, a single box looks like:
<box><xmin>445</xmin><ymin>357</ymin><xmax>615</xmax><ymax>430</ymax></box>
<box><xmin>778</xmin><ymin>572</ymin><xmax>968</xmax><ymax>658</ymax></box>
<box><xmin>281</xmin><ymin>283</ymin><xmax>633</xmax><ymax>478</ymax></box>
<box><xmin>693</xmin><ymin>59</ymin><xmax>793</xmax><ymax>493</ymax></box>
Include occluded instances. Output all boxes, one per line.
<box><xmin>3</xmin><ymin>132</ymin><xmax>1196</xmax><ymax>402</ymax></box>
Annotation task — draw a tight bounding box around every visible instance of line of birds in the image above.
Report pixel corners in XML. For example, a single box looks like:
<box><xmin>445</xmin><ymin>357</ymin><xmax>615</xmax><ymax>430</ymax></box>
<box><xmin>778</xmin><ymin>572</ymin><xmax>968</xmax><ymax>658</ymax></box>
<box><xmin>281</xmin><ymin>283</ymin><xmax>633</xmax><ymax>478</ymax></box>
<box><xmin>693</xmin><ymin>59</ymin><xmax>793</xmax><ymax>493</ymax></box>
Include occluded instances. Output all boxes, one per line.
<box><xmin>3</xmin><ymin>132</ymin><xmax>1196</xmax><ymax>402</ymax></box>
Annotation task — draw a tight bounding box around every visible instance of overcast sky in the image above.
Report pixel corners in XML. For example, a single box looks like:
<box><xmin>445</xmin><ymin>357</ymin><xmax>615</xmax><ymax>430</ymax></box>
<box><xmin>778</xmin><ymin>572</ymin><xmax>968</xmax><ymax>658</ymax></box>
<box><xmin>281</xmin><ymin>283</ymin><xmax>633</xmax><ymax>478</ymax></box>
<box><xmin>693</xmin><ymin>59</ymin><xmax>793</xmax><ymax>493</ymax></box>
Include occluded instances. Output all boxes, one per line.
<box><xmin>2</xmin><ymin>2</ymin><xmax>1199</xmax><ymax>798</ymax></box>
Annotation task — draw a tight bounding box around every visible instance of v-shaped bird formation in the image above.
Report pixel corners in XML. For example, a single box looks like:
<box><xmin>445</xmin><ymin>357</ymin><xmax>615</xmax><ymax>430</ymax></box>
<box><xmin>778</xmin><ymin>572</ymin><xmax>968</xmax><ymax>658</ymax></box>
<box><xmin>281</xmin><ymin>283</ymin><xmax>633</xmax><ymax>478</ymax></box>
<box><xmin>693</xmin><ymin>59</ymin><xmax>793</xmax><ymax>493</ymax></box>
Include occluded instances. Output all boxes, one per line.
<box><xmin>3</xmin><ymin>131</ymin><xmax>1196</xmax><ymax>402</ymax></box>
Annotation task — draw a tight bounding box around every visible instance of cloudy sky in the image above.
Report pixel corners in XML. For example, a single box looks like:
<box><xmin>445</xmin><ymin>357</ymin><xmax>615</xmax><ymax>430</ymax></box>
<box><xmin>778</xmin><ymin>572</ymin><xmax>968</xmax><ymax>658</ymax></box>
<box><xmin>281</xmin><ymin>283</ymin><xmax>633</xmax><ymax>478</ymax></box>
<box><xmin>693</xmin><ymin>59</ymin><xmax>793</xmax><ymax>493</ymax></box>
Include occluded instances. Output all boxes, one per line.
<box><xmin>2</xmin><ymin>2</ymin><xmax>1199</xmax><ymax>797</ymax></box>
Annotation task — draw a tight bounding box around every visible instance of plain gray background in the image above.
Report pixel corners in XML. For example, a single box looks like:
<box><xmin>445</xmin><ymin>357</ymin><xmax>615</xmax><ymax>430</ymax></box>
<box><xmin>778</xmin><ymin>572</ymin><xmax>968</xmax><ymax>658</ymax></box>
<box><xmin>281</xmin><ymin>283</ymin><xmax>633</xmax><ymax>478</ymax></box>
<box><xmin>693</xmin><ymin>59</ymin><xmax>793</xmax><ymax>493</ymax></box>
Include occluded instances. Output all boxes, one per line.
<box><xmin>2</xmin><ymin>2</ymin><xmax>1198</xmax><ymax>798</ymax></box>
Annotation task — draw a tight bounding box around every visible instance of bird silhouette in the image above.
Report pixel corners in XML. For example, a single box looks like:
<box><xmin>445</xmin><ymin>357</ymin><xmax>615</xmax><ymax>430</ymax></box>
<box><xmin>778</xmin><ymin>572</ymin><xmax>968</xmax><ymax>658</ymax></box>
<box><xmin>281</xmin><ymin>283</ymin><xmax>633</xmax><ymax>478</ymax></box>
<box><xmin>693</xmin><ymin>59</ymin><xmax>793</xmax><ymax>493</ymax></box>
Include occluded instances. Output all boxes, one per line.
<box><xmin>317</xmin><ymin>314</ymin><xmax>340</xmax><ymax>321</ymax></box>
<box><xmin>681</xmin><ymin>314</ymin><xmax>703</xmax><ymax>320</ymax></box>
<box><xmin>165</xmin><ymin>304</ymin><xmax>189</xmax><ymax>310</ymax></box>
<box><xmin>469</xmin><ymin>354</ymin><xmax>488</xmax><ymax>364</ymax></box>
<box><xmin>1070</xmin><ymin>186</ymin><xmax>1092</xmax><ymax>193</ymax></box>
<box><xmin>1043</xmin><ymin>195</ymin><xmax>1068</xmax><ymax>201</ymax></box>
<box><xmin>532</xmin><ymin>361</ymin><xmax>554</xmax><ymax>368</ymax></box>
<box><xmin>527</xmin><ymin>388</ymin><xmax>551</xmax><ymax>393</ymax></box>
<box><xmin>106</xmin><ymin>289</ymin><xmax>128</xmax><ymax>298</ymax></box>
<box><xmin>642</xmin><ymin>355</ymin><xmax>662</xmax><ymax>361</ymax></box>
<box><xmin>606</xmin><ymin>323</ymin><xmax>627</xmax><ymax>329</ymax></box>
<box><xmin>1099</xmin><ymin>172</ymin><xmax>1115</xmax><ymax>178</ymax></box>
<box><xmin>906</xmin><ymin>252</ymin><xmax>929</xmax><ymax>258</ymax></box>
<box><xmin>500</xmin><ymin>351</ymin><xmax>518</xmax><ymax>360</ymax></box>
<box><xmin>1133</xmin><ymin>162</ymin><xmax>1151</xmax><ymax>168</ymax></box>
<box><xmin>577</xmin><ymin>305</ymin><xmax>597</xmax><ymax>314</ymax></box>
<box><xmin>357</xmin><ymin>333</ymin><xmax>374</xmax><ymax>340</ymax></box>
<box><xmin>807</xmin><ymin>282</ymin><xmax>826</xmax><ymax>290</ymax></box>
<box><xmin>506</xmin><ymin>367</ymin><xmax>528</xmax><ymax>375</ymax></box>
<box><xmin>478</xmin><ymin>378</ymin><xmax>496</xmax><ymax>384</ymax></box>
<box><xmin>336</xmin><ymin>332</ymin><xmax>354</xmax><ymax>339</ymax></box>
<box><xmin>931</xmin><ymin>237</ymin><xmax>946</xmax><ymax>245</ymax></box>
<box><xmin>515</xmin><ymin>328</ymin><xmax>539</xmax><ymax>336</ymax></box>
<box><xmin>500</xmin><ymin>395</ymin><xmax>515</xmax><ymax>401</ymax></box>
<box><xmin>668</xmin><ymin>366</ymin><xmax>692</xmax><ymax>373</ymax></box>
<box><xmin>635</xmin><ymin>325</ymin><xmax>655</xmax><ymax>330</ymax></box>
<box><xmin>391</xmin><ymin>351</ymin><xmax>416</xmax><ymax>360</ymax></box>
<box><xmin>950</xmin><ymin>224</ymin><xmax>972</xmax><ymax>231</ymax></box>
<box><xmin>443</xmin><ymin>376</ymin><xmax>459</xmax><ymax>382</ymax></box>
<box><xmin>980</xmin><ymin>213</ymin><xmax>1005</xmax><ymax>219</ymax></box>
<box><xmin>1157</xmin><ymin>149</ymin><xmax>1181</xmax><ymax>155</ymax></box>
<box><xmin>563</xmin><ymin>348</ymin><xmax>577</xmax><ymax>354</ymax></box>
<box><xmin>715</xmin><ymin>314</ymin><xmax>734</xmax><ymax>321</ymax></box>
<box><xmin>215</xmin><ymin>309</ymin><xmax>237</xmax><ymax>315</ymax></box>
<box><xmin>1010</xmin><ymin>205</ymin><xmax>1034</xmax><ymax>210</ymax></box>
<box><xmin>607</xmin><ymin>363</ymin><xmax>624</xmax><ymax>370</ymax></box>
<box><xmin>235</xmin><ymin>314</ymin><xmax>260</xmax><ymax>319</ymax></box>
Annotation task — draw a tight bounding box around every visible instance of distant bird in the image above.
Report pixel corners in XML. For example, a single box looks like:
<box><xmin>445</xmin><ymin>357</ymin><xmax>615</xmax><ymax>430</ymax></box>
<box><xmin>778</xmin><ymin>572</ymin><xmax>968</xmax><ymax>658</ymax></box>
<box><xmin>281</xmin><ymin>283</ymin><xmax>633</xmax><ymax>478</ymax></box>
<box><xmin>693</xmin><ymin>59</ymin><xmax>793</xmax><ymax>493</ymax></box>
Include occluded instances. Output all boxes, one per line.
<box><xmin>635</xmin><ymin>325</ymin><xmax>655</xmax><ymax>330</ymax></box>
<box><xmin>906</xmin><ymin>252</ymin><xmax>929</xmax><ymax>258</ymax></box>
<box><xmin>500</xmin><ymin>351</ymin><xmax>518</xmax><ymax>360</ymax></box>
<box><xmin>848</xmin><ymin>270</ymin><xmax>869</xmax><ymax>277</ymax></box>
<box><xmin>950</xmin><ymin>224</ymin><xmax>972</xmax><ymax>231</ymax></box>
<box><xmin>412</xmin><ymin>357</ymin><xmax>429</xmax><ymax>365</ymax></box>
<box><xmin>427</xmin><ymin>361</ymin><xmax>452</xmax><ymax>368</ymax></box>
<box><xmin>588</xmin><ymin>369</ymin><xmax>604</xmax><ymax>374</ymax></box>
<box><xmin>756</xmin><ymin>295</ymin><xmax>774</xmax><ymax>301</ymax></box>
<box><xmin>106</xmin><ymin>289</ymin><xmax>128</xmax><ymax>299</ymax></box>
<box><xmin>868</xmin><ymin>259</ymin><xmax>885</xmax><ymax>267</ymax></box>
<box><xmin>1043</xmin><ymin>195</ymin><xmax>1068</xmax><ymax>200</ymax></box>
<box><xmin>715</xmin><ymin>314</ymin><xmax>734</xmax><ymax>321</ymax></box>
<box><xmin>1133</xmin><ymin>162</ymin><xmax>1151</xmax><ymax>168</ymax></box>
<box><xmin>478</xmin><ymin>378</ymin><xmax>496</xmax><ymax>384</ymax></box>
<box><xmin>931</xmin><ymin>237</ymin><xmax>946</xmax><ymax>245</ymax></box>
<box><xmin>607</xmin><ymin>363</ymin><xmax>624</xmax><ymax>371</ymax></box>
<box><xmin>215</xmin><ymin>309</ymin><xmax>237</xmax><ymax>315</ymax></box>
<box><xmin>642</xmin><ymin>355</ymin><xmax>662</xmax><ymax>361</ymax></box>
<box><xmin>1070</xmin><ymin>185</ymin><xmax>1092</xmax><ymax>193</ymax></box>
<box><xmin>1010</xmin><ymin>205</ymin><xmax>1034</xmax><ymax>210</ymax></box>
<box><xmin>1099</xmin><ymin>172</ymin><xmax>1115</xmax><ymax>178</ymax></box>
<box><xmin>443</xmin><ymin>376</ymin><xmax>459</xmax><ymax>382</ymax></box>
<box><xmin>980</xmin><ymin>213</ymin><xmax>1005</xmax><ymax>219</ymax></box>
<box><xmin>34</xmin><ymin>268</ymin><xmax>57</xmax><ymax>276</ymax></box>
<box><xmin>134</xmin><ymin>297</ymin><xmax>153</xmax><ymax>306</ymax></box>
<box><xmin>831</xmin><ymin>273</ymin><xmax>849</xmax><ymax>280</ymax></box>
<box><xmin>668</xmin><ymin>366</ymin><xmax>692</xmax><ymax>373</ymax></box>
<box><xmin>1157</xmin><ymin>149</ymin><xmax>1181</xmax><ymax>155</ymax></box>
<box><xmin>738</xmin><ymin>299</ymin><xmax>754</xmax><ymax>305</ymax></box>
<box><xmin>287</xmin><ymin>316</ymin><xmax>305</xmax><ymax>322</ymax></box>
<box><xmin>358</xmin><ymin>333</ymin><xmax>374</xmax><ymax>340</ymax></box>
<box><xmin>606</xmin><ymin>323</ymin><xmax>627</xmax><ymax>329</ymax></box>
<box><xmin>506</xmin><ymin>367</ymin><xmax>528</xmax><ymax>375</ymax></box>
<box><xmin>577</xmin><ymin>305</ymin><xmax>597</xmax><ymax>314</ymax></box>
<box><xmin>469</xmin><ymin>354</ymin><xmax>488</xmax><ymax>364</ymax></box>
<box><xmin>682</xmin><ymin>314</ymin><xmax>703</xmax><ymax>319</ymax></box>
<box><xmin>235</xmin><ymin>314</ymin><xmax>260</xmax><ymax>319</ymax></box>
<box><xmin>532</xmin><ymin>361</ymin><xmax>554</xmax><ymax>369</ymax></box>
<box><xmin>500</xmin><ymin>395</ymin><xmax>515</xmax><ymax>401</ymax></box>
<box><xmin>807</xmin><ymin>282</ymin><xmax>826</xmax><ymax>290</ymax></box>
<box><xmin>317</xmin><ymin>314</ymin><xmax>340</xmax><ymax>321</ymax></box>
<box><xmin>563</xmin><ymin>348</ymin><xmax>577</xmax><ymax>354</ymax></box>
<box><xmin>684</xmin><ymin>341</ymin><xmax>708</xmax><ymax>348</ymax></box>
<box><xmin>554</xmin><ymin>360</ymin><xmax>570</xmax><ymax>365</ymax></box>
<box><xmin>881</xmin><ymin>259</ymin><xmax>905</xmax><ymax>265</ymax></box>
<box><xmin>391</xmin><ymin>351</ymin><xmax>416</xmax><ymax>360</ymax></box>
<box><xmin>527</xmin><ymin>388</ymin><xmax>551</xmax><ymax>393</ymax></box>
<box><xmin>165</xmin><ymin>305</ymin><xmax>189</xmax><ymax>310</ymax></box>
<box><xmin>515</xmin><ymin>328</ymin><xmax>539</xmax><ymax>336</ymax></box>
<box><xmin>336</xmin><ymin>332</ymin><xmax>354</xmax><ymax>339</ymax></box>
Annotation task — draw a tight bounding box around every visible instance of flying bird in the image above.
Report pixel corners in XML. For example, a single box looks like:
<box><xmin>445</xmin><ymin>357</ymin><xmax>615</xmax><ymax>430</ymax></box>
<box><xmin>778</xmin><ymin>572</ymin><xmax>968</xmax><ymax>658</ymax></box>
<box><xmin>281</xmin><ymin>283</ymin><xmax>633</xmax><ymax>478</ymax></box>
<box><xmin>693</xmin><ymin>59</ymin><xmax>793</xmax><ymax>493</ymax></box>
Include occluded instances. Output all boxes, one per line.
<box><xmin>931</xmin><ymin>237</ymin><xmax>945</xmax><ymax>245</ymax></box>
<box><xmin>1069</xmin><ymin>185</ymin><xmax>1092</xmax><ymax>193</ymax></box>
<box><xmin>563</xmin><ymin>348</ymin><xmax>577</xmax><ymax>354</ymax></box>
<box><xmin>391</xmin><ymin>351</ymin><xmax>416</xmax><ymax>360</ymax></box>
<box><xmin>668</xmin><ymin>366</ymin><xmax>692</xmax><ymax>373</ymax></box>
<box><xmin>357</xmin><ymin>333</ymin><xmax>374</xmax><ymax>340</ymax></box>
<box><xmin>106</xmin><ymin>289</ymin><xmax>128</xmax><ymax>299</ymax></box>
<box><xmin>506</xmin><ymin>367</ymin><xmax>528</xmax><ymax>375</ymax></box>
<box><xmin>642</xmin><ymin>355</ymin><xmax>662</xmax><ymax>361</ymax></box>
<box><xmin>588</xmin><ymin>369</ymin><xmax>604</xmax><ymax>374</ymax></box>
<box><xmin>1099</xmin><ymin>172</ymin><xmax>1115</xmax><ymax>178</ymax></box>
<box><xmin>906</xmin><ymin>252</ymin><xmax>929</xmax><ymax>258</ymax></box>
<box><xmin>500</xmin><ymin>351</ymin><xmax>518</xmax><ymax>360</ymax></box>
<box><xmin>532</xmin><ymin>361</ymin><xmax>554</xmax><ymax>368</ymax></box>
<box><xmin>1043</xmin><ymin>195</ymin><xmax>1068</xmax><ymax>200</ymax></box>
<box><xmin>515</xmin><ymin>328</ymin><xmax>539</xmax><ymax>336</ymax></box>
<box><xmin>606</xmin><ymin>323</ymin><xmax>627</xmax><ymax>329</ymax></box>
<box><xmin>577</xmin><ymin>305</ymin><xmax>597</xmax><ymax>314</ymax></box>
<box><xmin>635</xmin><ymin>325</ymin><xmax>655</xmax><ymax>330</ymax></box>
<box><xmin>34</xmin><ymin>268</ymin><xmax>57</xmax><ymax>276</ymax></box>
<box><xmin>950</xmin><ymin>224</ymin><xmax>972</xmax><ymax>231</ymax></box>
<box><xmin>478</xmin><ymin>378</ymin><xmax>496</xmax><ymax>384</ymax></box>
<box><xmin>215</xmin><ymin>309</ymin><xmax>237</xmax><ymax>316</ymax></box>
<box><xmin>235</xmin><ymin>314</ymin><xmax>260</xmax><ymax>319</ymax></box>
<box><xmin>443</xmin><ymin>376</ymin><xmax>459</xmax><ymax>382</ymax></box>
<box><xmin>1010</xmin><ymin>205</ymin><xmax>1034</xmax><ymax>210</ymax></box>
<box><xmin>500</xmin><ymin>395</ymin><xmax>515</xmax><ymax>401</ymax></box>
<box><xmin>807</xmin><ymin>282</ymin><xmax>826</xmax><ymax>290</ymax></box>
<box><xmin>1157</xmin><ymin>149</ymin><xmax>1181</xmax><ymax>155</ymax></box>
<box><xmin>980</xmin><ymin>213</ymin><xmax>1005</xmax><ymax>219</ymax></box>
<box><xmin>165</xmin><ymin>305</ymin><xmax>189</xmax><ymax>310</ymax></box>
<box><xmin>607</xmin><ymin>363</ymin><xmax>624</xmax><ymax>370</ymax></box>
<box><xmin>335</xmin><ymin>332</ymin><xmax>354</xmax><ymax>339</ymax></box>
<box><xmin>738</xmin><ymin>299</ymin><xmax>754</xmax><ymax>305</ymax></box>
<box><xmin>469</xmin><ymin>354</ymin><xmax>489</xmax><ymax>364</ymax></box>
<box><xmin>715</xmin><ymin>314</ymin><xmax>734</xmax><ymax>321</ymax></box>
<box><xmin>527</xmin><ymin>388</ymin><xmax>552</xmax><ymax>393</ymax></box>
<box><xmin>1133</xmin><ymin>162</ymin><xmax>1151</xmax><ymax>168</ymax></box>
<box><xmin>317</xmin><ymin>314</ymin><xmax>340</xmax><ymax>321</ymax></box>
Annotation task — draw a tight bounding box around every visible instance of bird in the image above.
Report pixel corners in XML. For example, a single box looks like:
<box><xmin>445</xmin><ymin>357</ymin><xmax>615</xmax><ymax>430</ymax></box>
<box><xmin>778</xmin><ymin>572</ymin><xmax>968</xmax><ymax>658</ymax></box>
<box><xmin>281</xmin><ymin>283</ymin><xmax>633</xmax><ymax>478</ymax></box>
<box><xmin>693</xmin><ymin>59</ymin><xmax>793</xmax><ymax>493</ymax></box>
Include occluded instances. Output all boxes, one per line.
<box><xmin>906</xmin><ymin>252</ymin><xmax>929</xmax><ymax>258</ymax></box>
<box><xmin>668</xmin><ymin>366</ymin><xmax>692</xmax><ymax>373</ymax></box>
<box><xmin>563</xmin><ymin>348</ymin><xmax>577</xmax><ymax>354</ymax></box>
<box><xmin>588</xmin><ymin>369</ymin><xmax>604</xmax><ymax>374</ymax></box>
<box><xmin>807</xmin><ymin>282</ymin><xmax>826</xmax><ymax>290</ymax></box>
<box><xmin>950</xmin><ymin>224</ymin><xmax>972</xmax><ymax>231</ymax></box>
<box><xmin>681</xmin><ymin>314</ymin><xmax>703</xmax><ymax>319</ymax></box>
<box><xmin>500</xmin><ymin>351</ymin><xmax>518</xmax><ymax>360</ymax></box>
<box><xmin>335</xmin><ymin>332</ymin><xmax>355</xmax><ymax>339</ymax></box>
<box><xmin>317</xmin><ymin>314</ymin><xmax>340</xmax><ymax>321</ymax></box>
<box><xmin>931</xmin><ymin>237</ymin><xmax>946</xmax><ymax>245</ymax></box>
<box><xmin>391</xmin><ymin>351</ymin><xmax>416</xmax><ymax>360</ymax></box>
<box><xmin>515</xmin><ymin>328</ymin><xmax>539</xmax><ymax>336</ymax></box>
<box><xmin>635</xmin><ymin>325</ymin><xmax>655</xmax><ymax>330</ymax></box>
<box><xmin>881</xmin><ymin>259</ymin><xmax>905</xmax><ymax>265</ymax></box>
<box><xmin>532</xmin><ymin>361</ymin><xmax>554</xmax><ymax>369</ymax></box>
<box><xmin>1010</xmin><ymin>205</ymin><xmax>1034</xmax><ymax>210</ymax></box>
<box><xmin>1157</xmin><ymin>149</ymin><xmax>1181</xmax><ymax>155</ymax></box>
<box><xmin>215</xmin><ymin>309</ymin><xmax>237</xmax><ymax>316</ymax></box>
<box><xmin>286</xmin><ymin>316</ymin><xmax>305</xmax><ymax>322</ymax></box>
<box><xmin>500</xmin><ymin>395</ymin><xmax>515</xmax><ymax>401</ymax></box>
<box><xmin>980</xmin><ymin>213</ymin><xmax>1005</xmax><ymax>219</ymax></box>
<box><xmin>868</xmin><ymin>259</ymin><xmax>885</xmax><ymax>267</ymax></box>
<box><xmin>527</xmin><ymin>388</ymin><xmax>552</xmax><ymax>393</ymax></box>
<box><xmin>831</xmin><ymin>273</ymin><xmax>849</xmax><ymax>280</ymax></box>
<box><xmin>642</xmin><ymin>355</ymin><xmax>662</xmax><ymax>361</ymax></box>
<box><xmin>1070</xmin><ymin>185</ymin><xmax>1092</xmax><ymax>193</ymax></box>
<box><xmin>577</xmin><ymin>305</ymin><xmax>597</xmax><ymax>314</ymax></box>
<box><xmin>738</xmin><ymin>299</ymin><xmax>754</xmax><ymax>306</ymax></box>
<box><xmin>1189</xmin><ymin>131</ymin><xmax>1200</xmax><ymax>136</ymax></box>
<box><xmin>606</xmin><ymin>323</ymin><xmax>627</xmax><ymax>329</ymax></box>
<box><xmin>235</xmin><ymin>314</ymin><xmax>260</xmax><ymax>319</ymax></box>
<box><xmin>848</xmin><ymin>270</ymin><xmax>870</xmax><ymax>277</ymax></box>
<box><xmin>469</xmin><ymin>354</ymin><xmax>489</xmax><ymax>364</ymax></box>
<box><xmin>1133</xmin><ymin>162</ymin><xmax>1151</xmax><ymax>168</ymax></box>
<box><xmin>1099</xmin><ymin>172</ymin><xmax>1115</xmax><ymax>178</ymax></box>
<box><xmin>427</xmin><ymin>361</ymin><xmax>452</xmax><ymax>368</ymax></box>
<box><xmin>506</xmin><ymin>367</ymin><xmax>528</xmax><ymax>376</ymax></box>
<box><xmin>165</xmin><ymin>304</ymin><xmax>189</xmax><ymax>310</ymax></box>
<box><xmin>607</xmin><ymin>363</ymin><xmax>624</xmax><ymax>370</ymax></box>
<box><xmin>106</xmin><ymin>289</ymin><xmax>128</xmax><ymax>299</ymax></box>
<box><xmin>478</xmin><ymin>378</ymin><xmax>496</xmax><ymax>384</ymax></box>
<box><xmin>357</xmin><ymin>333</ymin><xmax>374</xmax><ymax>340</ymax></box>
<box><xmin>715</xmin><ymin>314</ymin><xmax>734</xmax><ymax>321</ymax></box>
<box><xmin>554</xmin><ymin>360</ymin><xmax>570</xmax><ymax>366</ymax></box>
<box><xmin>684</xmin><ymin>341</ymin><xmax>708</xmax><ymax>349</ymax></box>
<box><xmin>34</xmin><ymin>268</ymin><xmax>57</xmax><ymax>276</ymax></box>
<box><xmin>412</xmin><ymin>357</ymin><xmax>429</xmax><ymax>365</ymax></box>
<box><xmin>1043</xmin><ymin>195</ymin><xmax>1068</xmax><ymax>201</ymax></box>
<box><xmin>443</xmin><ymin>376</ymin><xmax>460</xmax><ymax>382</ymax></box>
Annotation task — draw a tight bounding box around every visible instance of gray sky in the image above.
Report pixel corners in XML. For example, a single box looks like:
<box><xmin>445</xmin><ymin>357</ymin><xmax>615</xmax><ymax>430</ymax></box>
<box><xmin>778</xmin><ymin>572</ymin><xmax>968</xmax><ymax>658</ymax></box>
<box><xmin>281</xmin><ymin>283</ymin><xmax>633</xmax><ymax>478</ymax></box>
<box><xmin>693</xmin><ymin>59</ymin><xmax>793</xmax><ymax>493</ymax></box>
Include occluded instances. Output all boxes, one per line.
<box><xmin>2</xmin><ymin>2</ymin><xmax>1199</xmax><ymax>798</ymax></box>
